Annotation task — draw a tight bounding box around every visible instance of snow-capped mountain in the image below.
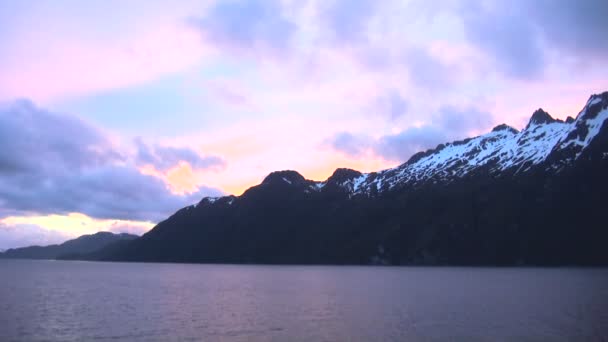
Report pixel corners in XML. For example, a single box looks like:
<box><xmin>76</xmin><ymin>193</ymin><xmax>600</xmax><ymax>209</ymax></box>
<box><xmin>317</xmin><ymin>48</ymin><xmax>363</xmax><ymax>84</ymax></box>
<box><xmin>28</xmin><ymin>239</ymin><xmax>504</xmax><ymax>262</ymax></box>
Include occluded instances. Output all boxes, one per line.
<box><xmin>315</xmin><ymin>92</ymin><xmax>608</xmax><ymax>195</ymax></box>
<box><xmin>77</xmin><ymin>92</ymin><xmax>608</xmax><ymax>266</ymax></box>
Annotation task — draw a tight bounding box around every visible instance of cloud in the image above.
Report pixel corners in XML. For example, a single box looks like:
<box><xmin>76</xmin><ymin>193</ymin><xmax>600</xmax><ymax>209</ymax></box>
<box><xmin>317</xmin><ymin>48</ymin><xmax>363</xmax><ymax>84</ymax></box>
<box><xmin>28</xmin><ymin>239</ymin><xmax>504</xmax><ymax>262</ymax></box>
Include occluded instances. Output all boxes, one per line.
<box><xmin>525</xmin><ymin>0</ymin><xmax>608</xmax><ymax>60</ymax></box>
<box><xmin>405</xmin><ymin>47</ymin><xmax>456</xmax><ymax>90</ymax></box>
<box><xmin>459</xmin><ymin>2</ymin><xmax>544</xmax><ymax>80</ymax></box>
<box><xmin>374</xmin><ymin>126</ymin><xmax>447</xmax><ymax>162</ymax></box>
<box><xmin>0</xmin><ymin>100</ymin><xmax>223</xmax><ymax>222</ymax></box>
<box><xmin>329</xmin><ymin>105</ymin><xmax>494</xmax><ymax>162</ymax></box>
<box><xmin>324</xmin><ymin>0</ymin><xmax>377</xmax><ymax>45</ymax></box>
<box><xmin>190</xmin><ymin>0</ymin><xmax>296</xmax><ymax>56</ymax></box>
<box><xmin>0</xmin><ymin>99</ymin><xmax>124</xmax><ymax>174</ymax></box>
<box><xmin>374</xmin><ymin>90</ymin><xmax>408</xmax><ymax>121</ymax></box>
<box><xmin>318</xmin><ymin>2</ymin><xmax>457</xmax><ymax>90</ymax></box>
<box><xmin>134</xmin><ymin>137</ymin><xmax>225</xmax><ymax>172</ymax></box>
<box><xmin>0</xmin><ymin>5</ymin><xmax>208</xmax><ymax>102</ymax></box>
<box><xmin>374</xmin><ymin>106</ymin><xmax>494</xmax><ymax>161</ymax></box>
<box><xmin>327</xmin><ymin>132</ymin><xmax>372</xmax><ymax>158</ymax></box>
<box><xmin>385</xmin><ymin>89</ymin><xmax>408</xmax><ymax>120</ymax></box>
<box><xmin>434</xmin><ymin>105</ymin><xmax>495</xmax><ymax>134</ymax></box>
<box><xmin>457</xmin><ymin>0</ymin><xmax>608</xmax><ymax>79</ymax></box>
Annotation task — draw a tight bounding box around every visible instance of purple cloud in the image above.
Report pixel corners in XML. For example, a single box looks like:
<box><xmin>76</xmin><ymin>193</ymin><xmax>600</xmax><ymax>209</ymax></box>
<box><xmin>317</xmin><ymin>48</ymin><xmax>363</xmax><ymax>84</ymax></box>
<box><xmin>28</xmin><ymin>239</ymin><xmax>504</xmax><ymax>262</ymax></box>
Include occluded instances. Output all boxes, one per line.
<box><xmin>459</xmin><ymin>2</ymin><xmax>544</xmax><ymax>80</ymax></box>
<box><xmin>435</xmin><ymin>106</ymin><xmax>495</xmax><ymax>134</ymax></box>
<box><xmin>324</xmin><ymin>0</ymin><xmax>377</xmax><ymax>45</ymax></box>
<box><xmin>389</xmin><ymin>92</ymin><xmax>408</xmax><ymax>120</ymax></box>
<box><xmin>190</xmin><ymin>0</ymin><xmax>296</xmax><ymax>55</ymax></box>
<box><xmin>329</xmin><ymin>105</ymin><xmax>494</xmax><ymax>162</ymax></box>
<box><xmin>457</xmin><ymin>0</ymin><xmax>608</xmax><ymax>79</ymax></box>
<box><xmin>375</xmin><ymin>106</ymin><xmax>494</xmax><ymax>160</ymax></box>
<box><xmin>361</xmin><ymin>89</ymin><xmax>410</xmax><ymax>122</ymax></box>
<box><xmin>405</xmin><ymin>48</ymin><xmax>456</xmax><ymax>90</ymax></box>
<box><xmin>0</xmin><ymin>100</ymin><xmax>223</xmax><ymax>222</ymax></box>
<box><xmin>328</xmin><ymin>132</ymin><xmax>372</xmax><ymax>158</ymax></box>
<box><xmin>374</xmin><ymin>126</ymin><xmax>447</xmax><ymax>162</ymax></box>
<box><xmin>524</xmin><ymin>0</ymin><xmax>608</xmax><ymax>57</ymax></box>
<box><xmin>0</xmin><ymin>99</ymin><xmax>123</xmax><ymax>175</ymax></box>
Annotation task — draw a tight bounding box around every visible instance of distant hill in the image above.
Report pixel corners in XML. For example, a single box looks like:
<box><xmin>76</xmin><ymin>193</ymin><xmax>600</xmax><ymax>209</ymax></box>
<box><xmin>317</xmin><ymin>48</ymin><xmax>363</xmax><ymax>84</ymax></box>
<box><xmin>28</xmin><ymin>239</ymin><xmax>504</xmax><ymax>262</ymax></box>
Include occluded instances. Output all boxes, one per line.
<box><xmin>0</xmin><ymin>232</ymin><xmax>138</xmax><ymax>260</ymax></box>
<box><xmin>69</xmin><ymin>92</ymin><xmax>608</xmax><ymax>266</ymax></box>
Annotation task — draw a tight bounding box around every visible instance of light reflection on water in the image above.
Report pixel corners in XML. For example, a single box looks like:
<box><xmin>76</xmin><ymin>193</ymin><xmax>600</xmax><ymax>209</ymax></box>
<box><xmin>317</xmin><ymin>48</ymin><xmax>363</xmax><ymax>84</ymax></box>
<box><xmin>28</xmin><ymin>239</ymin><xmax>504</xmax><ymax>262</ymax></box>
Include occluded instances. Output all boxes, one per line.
<box><xmin>0</xmin><ymin>260</ymin><xmax>607</xmax><ymax>341</ymax></box>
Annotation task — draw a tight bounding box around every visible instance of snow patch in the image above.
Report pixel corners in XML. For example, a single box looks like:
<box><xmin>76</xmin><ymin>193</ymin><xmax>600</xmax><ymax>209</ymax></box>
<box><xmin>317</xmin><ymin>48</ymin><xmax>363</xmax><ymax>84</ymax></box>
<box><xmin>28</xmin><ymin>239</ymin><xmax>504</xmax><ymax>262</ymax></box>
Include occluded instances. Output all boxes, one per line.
<box><xmin>588</xmin><ymin>97</ymin><xmax>602</xmax><ymax>106</ymax></box>
<box><xmin>205</xmin><ymin>197</ymin><xmax>219</xmax><ymax>204</ymax></box>
<box><xmin>312</xmin><ymin>182</ymin><xmax>325</xmax><ymax>191</ymax></box>
<box><xmin>581</xmin><ymin>107</ymin><xmax>608</xmax><ymax>146</ymax></box>
<box><xmin>352</xmin><ymin>174</ymin><xmax>369</xmax><ymax>192</ymax></box>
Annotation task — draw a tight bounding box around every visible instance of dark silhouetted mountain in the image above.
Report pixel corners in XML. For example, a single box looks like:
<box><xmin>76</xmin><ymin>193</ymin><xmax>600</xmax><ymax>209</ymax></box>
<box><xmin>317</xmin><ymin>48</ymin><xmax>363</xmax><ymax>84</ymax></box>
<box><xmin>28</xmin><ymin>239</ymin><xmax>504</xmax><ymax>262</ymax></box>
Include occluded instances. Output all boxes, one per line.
<box><xmin>83</xmin><ymin>92</ymin><xmax>608</xmax><ymax>265</ymax></box>
<box><xmin>0</xmin><ymin>232</ymin><xmax>138</xmax><ymax>260</ymax></box>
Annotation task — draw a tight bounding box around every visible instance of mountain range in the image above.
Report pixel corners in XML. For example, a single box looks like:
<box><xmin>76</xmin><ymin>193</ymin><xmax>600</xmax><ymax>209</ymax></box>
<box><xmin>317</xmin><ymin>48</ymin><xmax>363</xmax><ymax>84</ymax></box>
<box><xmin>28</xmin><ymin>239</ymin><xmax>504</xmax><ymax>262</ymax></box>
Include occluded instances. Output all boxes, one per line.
<box><xmin>36</xmin><ymin>92</ymin><xmax>608</xmax><ymax>265</ymax></box>
<box><xmin>0</xmin><ymin>232</ymin><xmax>138</xmax><ymax>260</ymax></box>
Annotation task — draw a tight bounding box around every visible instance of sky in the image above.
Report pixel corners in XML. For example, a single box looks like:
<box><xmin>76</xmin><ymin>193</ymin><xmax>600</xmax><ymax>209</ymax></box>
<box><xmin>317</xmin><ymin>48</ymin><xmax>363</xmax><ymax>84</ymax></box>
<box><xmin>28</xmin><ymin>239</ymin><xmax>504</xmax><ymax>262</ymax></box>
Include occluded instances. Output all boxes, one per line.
<box><xmin>0</xmin><ymin>0</ymin><xmax>607</xmax><ymax>249</ymax></box>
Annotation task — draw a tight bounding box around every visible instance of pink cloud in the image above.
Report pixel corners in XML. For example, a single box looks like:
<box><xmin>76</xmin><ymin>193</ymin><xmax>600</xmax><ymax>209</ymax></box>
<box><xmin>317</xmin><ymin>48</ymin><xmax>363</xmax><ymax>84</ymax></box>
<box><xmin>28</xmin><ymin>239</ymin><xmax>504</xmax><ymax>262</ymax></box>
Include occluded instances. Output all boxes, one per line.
<box><xmin>0</xmin><ymin>20</ymin><xmax>210</xmax><ymax>103</ymax></box>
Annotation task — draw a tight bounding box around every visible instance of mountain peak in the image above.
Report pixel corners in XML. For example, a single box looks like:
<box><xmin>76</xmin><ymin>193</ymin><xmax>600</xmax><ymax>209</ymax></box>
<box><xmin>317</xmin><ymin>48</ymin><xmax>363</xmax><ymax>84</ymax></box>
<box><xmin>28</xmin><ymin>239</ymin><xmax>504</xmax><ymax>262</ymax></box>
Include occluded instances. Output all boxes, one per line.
<box><xmin>262</xmin><ymin>170</ymin><xmax>306</xmax><ymax>186</ymax></box>
<box><xmin>326</xmin><ymin>168</ymin><xmax>362</xmax><ymax>185</ymax></box>
<box><xmin>526</xmin><ymin>108</ymin><xmax>556</xmax><ymax>129</ymax></box>
<box><xmin>492</xmin><ymin>124</ymin><xmax>519</xmax><ymax>134</ymax></box>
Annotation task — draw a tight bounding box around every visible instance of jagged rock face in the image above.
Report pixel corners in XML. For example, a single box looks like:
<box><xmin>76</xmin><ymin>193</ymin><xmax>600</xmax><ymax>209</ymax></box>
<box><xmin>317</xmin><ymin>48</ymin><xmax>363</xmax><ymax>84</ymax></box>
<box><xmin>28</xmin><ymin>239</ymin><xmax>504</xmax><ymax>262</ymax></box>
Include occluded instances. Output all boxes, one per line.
<box><xmin>526</xmin><ymin>108</ymin><xmax>557</xmax><ymax>128</ymax></box>
<box><xmin>549</xmin><ymin>93</ymin><xmax>608</xmax><ymax>164</ymax></box>
<box><xmin>88</xmin><ymin>92</ymin><xmax>608</xmax><ymax>266</ymax></box>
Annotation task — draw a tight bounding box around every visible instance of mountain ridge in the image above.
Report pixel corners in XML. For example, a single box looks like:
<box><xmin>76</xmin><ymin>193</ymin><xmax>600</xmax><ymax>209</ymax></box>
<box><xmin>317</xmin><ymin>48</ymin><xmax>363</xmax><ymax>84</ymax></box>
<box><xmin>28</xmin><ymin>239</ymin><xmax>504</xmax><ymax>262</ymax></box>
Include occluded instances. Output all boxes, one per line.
<box><xmin>75</xmin><ymin>92</ymin><xmax>608</xmax><ymax>265</ymax></box>
<box><xmin>0</xmin><ymin>232</ymin><xmax>138</xmax><ymax>260</ymax></box>
<box><xmin>194</xmin><ymin>92</ymin><xmax>608</xmax><ymax>200</ymax></box>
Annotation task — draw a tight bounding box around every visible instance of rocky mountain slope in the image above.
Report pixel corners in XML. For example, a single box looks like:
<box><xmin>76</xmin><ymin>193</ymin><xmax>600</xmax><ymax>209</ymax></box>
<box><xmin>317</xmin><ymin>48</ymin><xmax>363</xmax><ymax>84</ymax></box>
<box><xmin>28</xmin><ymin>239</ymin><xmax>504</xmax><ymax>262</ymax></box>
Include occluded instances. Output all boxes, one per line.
<box><xmin>88</xmin><ymin>92</ymin><xmax>608</xmax><ymax>265</ymax></box>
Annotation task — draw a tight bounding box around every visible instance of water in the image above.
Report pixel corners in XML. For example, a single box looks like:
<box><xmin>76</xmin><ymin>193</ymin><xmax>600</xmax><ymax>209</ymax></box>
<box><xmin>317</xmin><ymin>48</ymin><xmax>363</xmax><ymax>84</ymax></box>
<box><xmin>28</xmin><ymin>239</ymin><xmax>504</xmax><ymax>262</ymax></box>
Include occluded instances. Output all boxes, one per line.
<box><xmin>0</xmin><ymin>260</ymin><xmax>607</xmax><ymax>341</ymax></box>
